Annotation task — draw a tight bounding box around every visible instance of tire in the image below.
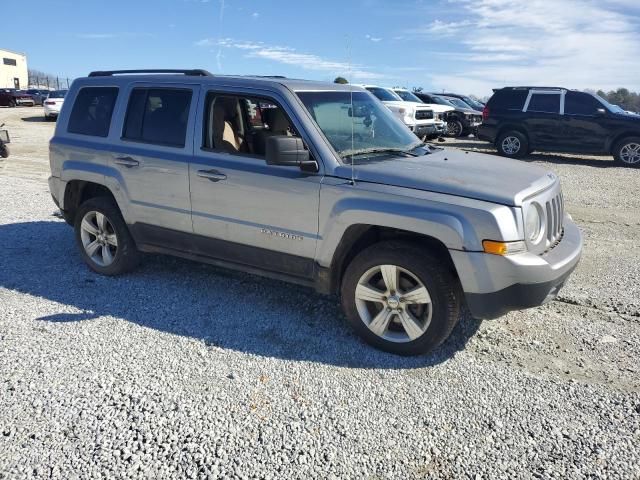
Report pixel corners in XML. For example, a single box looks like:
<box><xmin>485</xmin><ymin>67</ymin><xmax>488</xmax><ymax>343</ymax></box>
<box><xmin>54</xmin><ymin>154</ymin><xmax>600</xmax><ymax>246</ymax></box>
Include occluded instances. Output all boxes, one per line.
<box><xmin>9</xmin><ymin>99</ymin><xmax>16</xmax><ymax>108</ymax></box>
<box><xmin>613</xmin><ymin>136</ymin><xmax>640</xmax><ymax>167</ymax></box>
<box><xmin>341</xmin><ymin>241</ymin><xmax>462</xmax><ymax>356</ymax></box>
<box><xmin>497</xmin><ymin>130</ymin><xmax>528</xmax><ymax>158</ymax></box>
<box><xmin>0</xmin><ymin>143</ymin><xmax>8</xmax><ymax>158</ymax></box>
<box><xmin>447</xmin><ymin>119</ymin><xmax>464</xmax><ymax>137</ymax></box>
<box><xmin>74</xmin><ymin>197</ymin><xmax>140</xmax><ymax>275</ymax></box>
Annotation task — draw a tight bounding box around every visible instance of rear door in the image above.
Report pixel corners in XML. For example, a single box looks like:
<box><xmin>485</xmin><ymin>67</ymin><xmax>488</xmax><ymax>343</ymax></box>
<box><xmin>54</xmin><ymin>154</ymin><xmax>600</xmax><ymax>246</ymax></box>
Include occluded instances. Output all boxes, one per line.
<box><xmin>523</xmin><ymin>91</ymin><xmax>563</xmax><ymax>149</ymax></box>
<box><xmin>107</xmin><ymin>83</ymin><xmax>199</xmax><ymax>235</ymax></box>
<box><xmin>562</xmin><ymin>91</ymin><xmax>610</xmax><ymax>153</ymax></box>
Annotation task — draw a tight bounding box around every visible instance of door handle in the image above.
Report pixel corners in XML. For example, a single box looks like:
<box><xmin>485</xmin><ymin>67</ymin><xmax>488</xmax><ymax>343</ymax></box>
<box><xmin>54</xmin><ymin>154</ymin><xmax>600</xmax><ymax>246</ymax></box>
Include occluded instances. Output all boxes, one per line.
<box><xmin>197</xmin><ymin>169</ymin><xmax>227</xmax><ymax>182</ymax></box>
<box><xmin>114</xmin><ymin>156</ymin><xmax>140</xmax><ymax>168</ymax></box>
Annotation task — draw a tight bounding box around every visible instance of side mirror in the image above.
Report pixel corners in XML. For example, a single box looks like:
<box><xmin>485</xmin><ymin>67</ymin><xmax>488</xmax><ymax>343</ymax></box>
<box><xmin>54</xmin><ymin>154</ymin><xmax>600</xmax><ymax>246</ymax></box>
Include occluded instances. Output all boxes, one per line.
<box><xmin>266</xmin><ymin>136</ymin><xmax>318</xmax><ymax>172</ymax></box>
<box><xmin>595</xmin><ymin>108</ymin><xmax>606</xmax><ymax>116</ymax></box>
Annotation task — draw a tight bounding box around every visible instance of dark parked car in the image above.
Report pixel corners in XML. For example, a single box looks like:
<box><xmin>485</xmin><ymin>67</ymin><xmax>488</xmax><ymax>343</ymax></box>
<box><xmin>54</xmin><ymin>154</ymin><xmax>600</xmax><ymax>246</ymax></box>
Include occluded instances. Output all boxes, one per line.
<box><xmin>441</xmin><ymin>93</ymin><xmax>485</xmax><ymax>111</ymax></box>
<box><xmin>26</xmin><ymin>89</ymin><xmax>50</xmax><ymax>106</ymax></box>
<box><xmin>0</xmin><ymin>88</ymin><xmax>36</xmax><ymax>107</ymax></box>
<box><xmin>414</xmin><ymin>92</ymin><xmax>483</xmax><ymax>137</ymax></box>
<box><xmin>478</xmin><ymin>87</ymin><xmax>640</xmax><ymax>167</ymax></box>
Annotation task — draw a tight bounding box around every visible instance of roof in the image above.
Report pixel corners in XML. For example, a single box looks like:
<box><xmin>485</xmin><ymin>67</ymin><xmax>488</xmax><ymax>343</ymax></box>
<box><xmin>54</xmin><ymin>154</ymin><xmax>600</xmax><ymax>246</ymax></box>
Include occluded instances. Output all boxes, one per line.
<box><xmin>81</xmin><ymin>69</ymin><xmax>366</xmax><ymax>93</ymax></box>
<box><xmin>0</xmin><ymin>48</ymin><xmax>27</xmax><ymax>57</ymax></box>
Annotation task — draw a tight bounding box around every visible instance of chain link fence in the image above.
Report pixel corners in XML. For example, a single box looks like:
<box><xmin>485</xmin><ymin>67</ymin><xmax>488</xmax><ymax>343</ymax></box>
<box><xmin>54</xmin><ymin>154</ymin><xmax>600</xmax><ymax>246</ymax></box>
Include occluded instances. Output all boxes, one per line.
<box><xmin>27</xmin><ymin>70</ymin><xmax>72</xmax><ymax>90</ymax></box>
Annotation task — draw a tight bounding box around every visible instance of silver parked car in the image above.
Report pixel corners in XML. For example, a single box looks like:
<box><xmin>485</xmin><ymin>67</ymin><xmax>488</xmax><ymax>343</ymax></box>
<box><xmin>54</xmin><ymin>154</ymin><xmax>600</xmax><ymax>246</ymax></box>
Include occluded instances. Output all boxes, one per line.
<box><xmin>48</xmin><ymin>69</ymin><xmax>582</xmax><ymax>355</ymax></box>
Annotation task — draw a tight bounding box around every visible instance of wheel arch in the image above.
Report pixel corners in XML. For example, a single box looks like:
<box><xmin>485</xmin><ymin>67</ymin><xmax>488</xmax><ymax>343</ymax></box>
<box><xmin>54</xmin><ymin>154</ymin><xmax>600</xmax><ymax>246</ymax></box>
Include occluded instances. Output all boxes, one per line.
<box><xmin>318</xmin><ymin>224</ymin><xmax>459</xmax><ymax>295</ymax></box>
<box><xmin>496</xmin><ymin>124</ymin><xmax>530</xmax><ymax>145</ymax></box>
<box><xmin>62</xmin><ymin>180</ymin><xmax>119</xmax><ymax>225</ymax></box>
<box><xmin>608</xmin><ymin>132</ymin><xmax>640</xmax><ymax>153</ymax></box>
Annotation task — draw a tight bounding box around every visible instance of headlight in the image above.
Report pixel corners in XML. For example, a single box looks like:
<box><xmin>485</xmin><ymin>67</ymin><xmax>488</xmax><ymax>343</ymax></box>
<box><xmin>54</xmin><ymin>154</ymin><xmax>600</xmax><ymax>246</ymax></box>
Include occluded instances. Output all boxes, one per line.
<box><xmin>525</xmin><ymin>203</ymin><xmax>544</xmax><ymax>244</ymax></box>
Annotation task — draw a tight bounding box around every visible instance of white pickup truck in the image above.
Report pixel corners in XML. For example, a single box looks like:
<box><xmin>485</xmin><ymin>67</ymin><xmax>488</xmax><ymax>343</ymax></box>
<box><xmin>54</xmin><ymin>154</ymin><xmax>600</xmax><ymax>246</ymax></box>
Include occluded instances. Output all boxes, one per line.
<box><xmin>362</xmin><ymin>85</ymin><xmax>442</xmax><ymax>139</ymax></box>
<box><xmin>393</xmin><ymin>88</ymin><xmax>454</xmax><ymax>137</ymax></box>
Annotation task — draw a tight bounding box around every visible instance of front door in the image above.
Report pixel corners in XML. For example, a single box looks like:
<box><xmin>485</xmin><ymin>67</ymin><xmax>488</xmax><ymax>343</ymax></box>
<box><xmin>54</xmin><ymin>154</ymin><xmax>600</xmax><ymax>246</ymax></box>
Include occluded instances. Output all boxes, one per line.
<box><xmin>523</xmin><ymin>91</ymin><xmax>563</xmax><ymax>149</ymax></box>
<box><xmin>189</xmin><ymin>88</ymin><xmax>322</xmax><ymax>279</ymax></box>
<box><xmin>562</xmin><ymin>91</ymin><xmax>610</xmax><ymax>153</ymax></box>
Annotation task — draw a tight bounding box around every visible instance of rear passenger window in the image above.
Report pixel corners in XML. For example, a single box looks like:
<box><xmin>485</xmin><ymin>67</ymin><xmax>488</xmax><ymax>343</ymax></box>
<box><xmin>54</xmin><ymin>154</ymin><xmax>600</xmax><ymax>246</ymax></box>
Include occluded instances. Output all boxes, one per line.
<box><xmin>489</xmin><ymin>90</ymin><xmax>528</xmax><ymax>110</ymax></box>
<box><xmin>527</xmin><ymin>94</ymin><xmax>560</xmax><ymax>114</ymax></box>
<box><xmin>123</xmin><ymin>88</ymin><xmax>192</xmax><ymax>147</ymax></box>
<box><xmin>68</xmin><ymin>87</ymin><xmax>118</xmax><ymax>137</ymax></box>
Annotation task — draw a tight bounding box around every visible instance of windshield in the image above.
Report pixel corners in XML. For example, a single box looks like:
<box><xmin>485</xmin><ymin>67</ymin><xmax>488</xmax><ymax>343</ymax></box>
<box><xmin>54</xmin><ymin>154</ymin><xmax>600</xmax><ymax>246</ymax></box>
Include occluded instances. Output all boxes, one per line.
<box><xmin>366</xmin><ymin>87</ymin><xmax>402</xmax><ymax>102</ymax></box>
<box><xmin>460</xmin><ymin>96</ymin><xmax>483</xmax><ymax>110</ymax></box>
<box><xmin>431</xmin><ymin>95</ymin><xmax>455</xmax><ymax>107</ymax></box>
<box><xmin>594</xmin><ymin>94</ymin><xmax>625</xmax><ymax>114</ymax></box>
<box><xmin>48</xmin><ymin>90</ymin><xmax>67</xmax><ymax>99</ymax></box>
<box><xmin>296</xmin><ymin>90</ymin><xmax>424</xmax><ymax>161</ymax></box>
<box><xmin>394</xmin><ymin>90</ymin><xmax>423</xmax><ymax>103</ymax></box>
<box><xmin>446</xmin><ymin>97</ymin><xmax>472</xmax><ymax>109</ymax></box>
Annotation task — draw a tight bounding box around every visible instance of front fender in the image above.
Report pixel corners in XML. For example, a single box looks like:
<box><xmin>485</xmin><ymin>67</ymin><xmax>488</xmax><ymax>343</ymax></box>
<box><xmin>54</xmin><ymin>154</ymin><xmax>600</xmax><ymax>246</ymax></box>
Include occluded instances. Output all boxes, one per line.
<box><xmin>316</xmin><ymin>180</ymin><xmax>521</xmax><ymax>268</ymax></box>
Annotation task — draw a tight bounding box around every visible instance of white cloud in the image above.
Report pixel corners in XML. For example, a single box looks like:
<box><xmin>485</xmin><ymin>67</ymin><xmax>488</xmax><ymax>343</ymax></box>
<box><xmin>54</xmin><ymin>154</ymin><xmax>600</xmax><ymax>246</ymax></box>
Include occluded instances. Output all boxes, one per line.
<box><xmin>413</xmin><ymin>0</ymin><xmax>640</xmax><ymax>95</ymax></box>
<box><xmin>365</xmin><ymin>34</ymin><xmax>383</xmax><ymax>42</ymax></box>
<box><xmin>251</xmin><ymin>12</ymin><xmax>259</xmax><ymax>19</ymax></box>
<box><xmin>197</xmin><ymin>38</ymin><xmax>386</xmax><ymax>80</ymax></box>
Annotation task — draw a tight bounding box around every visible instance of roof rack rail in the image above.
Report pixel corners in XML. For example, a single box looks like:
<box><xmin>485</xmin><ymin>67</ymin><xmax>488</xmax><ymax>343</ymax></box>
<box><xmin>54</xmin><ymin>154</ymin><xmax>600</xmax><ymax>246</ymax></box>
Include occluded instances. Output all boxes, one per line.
<box><xmin>88</xmin><ymin>69</ymin><xmax>213</xmax><ymax>77</ymax></box>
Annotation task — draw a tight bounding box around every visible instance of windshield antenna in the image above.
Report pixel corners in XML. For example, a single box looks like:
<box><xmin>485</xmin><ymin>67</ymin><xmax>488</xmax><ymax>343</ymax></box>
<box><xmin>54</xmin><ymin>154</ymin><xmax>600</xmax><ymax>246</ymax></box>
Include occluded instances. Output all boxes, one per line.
<box><xmin>346</xmin><ymin>35</ymin><xmax>356</xmax><ymax>186</ymax></box>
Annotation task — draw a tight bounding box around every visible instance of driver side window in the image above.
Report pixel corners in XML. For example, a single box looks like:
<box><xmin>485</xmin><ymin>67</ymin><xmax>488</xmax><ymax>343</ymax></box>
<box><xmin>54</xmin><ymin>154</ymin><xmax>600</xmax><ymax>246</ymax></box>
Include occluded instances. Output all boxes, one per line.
<box><xmin>202</xmin><ymin>92</ymin><xmax>298</xmax><ymax>158</ymax></box>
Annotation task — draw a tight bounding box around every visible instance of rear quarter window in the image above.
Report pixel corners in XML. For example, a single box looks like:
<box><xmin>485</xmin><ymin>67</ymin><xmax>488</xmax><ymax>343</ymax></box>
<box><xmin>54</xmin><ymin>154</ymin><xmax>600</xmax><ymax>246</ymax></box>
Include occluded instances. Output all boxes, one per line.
<box><xmin>68</xmin><ymin>87</ymin><xmax>119</xmax><ymax>137</ymax></box>
<box><xmin>488</xmin><ymin>90</ymin><xmax>528</xmax><ymax>111</ymax></box>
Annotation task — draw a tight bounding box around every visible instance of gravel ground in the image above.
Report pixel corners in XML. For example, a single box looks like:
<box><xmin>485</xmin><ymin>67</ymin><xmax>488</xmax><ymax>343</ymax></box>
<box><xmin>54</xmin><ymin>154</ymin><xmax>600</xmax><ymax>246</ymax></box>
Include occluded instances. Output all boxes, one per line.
<box><xmin>1</xmin><ymin>107</ymin><xmax>639</xmax><ymax>479</ymax></box>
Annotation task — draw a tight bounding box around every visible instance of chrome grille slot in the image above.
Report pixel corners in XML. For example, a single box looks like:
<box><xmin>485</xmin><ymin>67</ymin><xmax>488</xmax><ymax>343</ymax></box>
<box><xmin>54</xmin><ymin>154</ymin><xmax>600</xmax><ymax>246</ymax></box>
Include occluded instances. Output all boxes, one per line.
<box><xmin>415</xmin><ymin>110</ymin><xmax>433</xmax><ymax>120</ymax></box>
<box><xmin>545</xmin><ymin>193</ymin><xmax>564</xmax><ymax>246</ymax></box>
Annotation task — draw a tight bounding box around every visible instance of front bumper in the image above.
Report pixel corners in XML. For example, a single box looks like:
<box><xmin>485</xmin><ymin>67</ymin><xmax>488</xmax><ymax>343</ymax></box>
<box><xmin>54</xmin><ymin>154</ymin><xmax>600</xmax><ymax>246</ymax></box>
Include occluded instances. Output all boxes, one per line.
<box><xmin>450</xmin><ymin>217</ymin><xmax>583</xmax><ymax>319</ymax></box>
<box><xmin>410</xmin><ymin>123</ymin><xmax>437</xmax><ymax>137</ymax></box>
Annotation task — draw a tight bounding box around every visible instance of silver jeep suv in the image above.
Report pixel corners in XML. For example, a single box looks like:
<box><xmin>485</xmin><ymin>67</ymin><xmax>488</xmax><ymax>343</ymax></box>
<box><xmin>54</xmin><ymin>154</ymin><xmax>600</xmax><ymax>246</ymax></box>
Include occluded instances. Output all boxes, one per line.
<box><xmin>48</xmin><ymin>69</ymin><xmax>582</xmax><ymax>355</ymax></box>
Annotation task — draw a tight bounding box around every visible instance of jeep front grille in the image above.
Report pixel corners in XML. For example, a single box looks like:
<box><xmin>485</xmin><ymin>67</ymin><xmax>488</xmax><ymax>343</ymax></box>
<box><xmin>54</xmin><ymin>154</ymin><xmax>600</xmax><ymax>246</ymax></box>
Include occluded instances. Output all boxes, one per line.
<box><xmin>545</xmin><ymin>192</ymin><xmax>564</xmax><ymax>245</ymax></box>
<box><xmin>415</xmin><ymin>110</ymin><xmax>433</xmax><ymax>120</ymax></box>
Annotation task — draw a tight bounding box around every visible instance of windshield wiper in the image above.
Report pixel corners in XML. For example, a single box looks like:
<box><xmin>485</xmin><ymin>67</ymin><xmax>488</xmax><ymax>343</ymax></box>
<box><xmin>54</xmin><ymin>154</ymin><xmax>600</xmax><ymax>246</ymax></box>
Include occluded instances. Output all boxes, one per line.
<box><xmin>341</xmin><ymin>142</ymin><xmax>426</xmax><ymax>158</ymax></box>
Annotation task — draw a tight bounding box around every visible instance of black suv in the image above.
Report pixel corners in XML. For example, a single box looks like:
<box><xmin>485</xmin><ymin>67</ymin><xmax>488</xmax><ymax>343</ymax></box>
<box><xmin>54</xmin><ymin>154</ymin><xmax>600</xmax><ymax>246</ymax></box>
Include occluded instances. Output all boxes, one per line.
<box><xmin>478</xmin><ymin>87</ymin><xmax>640</xmax><ymax>167</ymax></box>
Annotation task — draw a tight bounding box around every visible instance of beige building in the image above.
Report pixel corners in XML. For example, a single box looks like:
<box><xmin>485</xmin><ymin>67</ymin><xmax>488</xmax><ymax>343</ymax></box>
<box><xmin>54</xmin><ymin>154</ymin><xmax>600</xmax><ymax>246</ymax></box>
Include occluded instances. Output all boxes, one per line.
<box><xmin>0</xmin><ymin>48</ymin><xmax>28</xmax><ymax>89</ymax></box>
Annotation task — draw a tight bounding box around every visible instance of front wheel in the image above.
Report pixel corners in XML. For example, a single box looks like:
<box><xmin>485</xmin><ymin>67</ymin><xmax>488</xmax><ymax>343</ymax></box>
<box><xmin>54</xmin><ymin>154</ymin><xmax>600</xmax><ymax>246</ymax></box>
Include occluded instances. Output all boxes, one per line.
<box><xmin>74</xmin><ymin>197</ymin><xmax>140</xmax><ymax>275</ymax></box>
<box><xmin>447</xmin><ymin>120</ymin><xmax>464</xmax><ymax>137</ymax></box>
<box><xmin>497</xmin><ymin>130</ymin><xmax>528</xmax><ymax>158</ymax></box>
<box><xmin>613</xmin><ymin>137</ymin><xmax>640</xmax><ymax>167</ymax></box>
<box><xmin>341</xmin><ymin>241</ymin><xmax>462</xmax><ymax>356</ymax></box>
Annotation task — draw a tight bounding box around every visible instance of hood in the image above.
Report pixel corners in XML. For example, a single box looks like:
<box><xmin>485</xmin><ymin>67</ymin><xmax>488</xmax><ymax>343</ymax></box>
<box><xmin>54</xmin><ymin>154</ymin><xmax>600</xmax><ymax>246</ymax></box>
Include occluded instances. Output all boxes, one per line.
<box><xmin>419</xmin><ymin>103</ymin><xmax>455</xmax><ymax>113</ymax></box>
<box><xmin>335</xmin><ymin>148</ymin><xmax>555</xmax><ymax>206</ymax></box>
<box><xmin>381</xmin><ymin>100</ymin><xmax>431</xmax><ymax>110</ymax></box>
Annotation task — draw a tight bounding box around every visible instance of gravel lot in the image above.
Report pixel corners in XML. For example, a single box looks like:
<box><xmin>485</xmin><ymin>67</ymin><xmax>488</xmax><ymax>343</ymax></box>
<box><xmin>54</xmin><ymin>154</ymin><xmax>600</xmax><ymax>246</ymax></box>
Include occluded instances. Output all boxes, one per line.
<box><xmin>1</xmin><ymin>107</ymin><xmax>639</xmax><ymax>479</ymax></box>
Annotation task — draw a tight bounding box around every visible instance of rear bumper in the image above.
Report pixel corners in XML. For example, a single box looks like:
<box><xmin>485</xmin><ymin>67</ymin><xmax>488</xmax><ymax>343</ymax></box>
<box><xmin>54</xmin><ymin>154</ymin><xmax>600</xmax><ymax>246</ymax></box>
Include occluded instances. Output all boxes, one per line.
<box><xmin>48</xmin><ymin>176</ymin><xmax>65</xmax><ymax>209</ymax></box>
<box><xmin>451</xmin><ymin>217</ymin><xmax>582</xmax><ymax>319</ymax></box>
<box><xmin>477</xmin><ymin>124</ymin><xmax>497</xmax><ymax>143</ymax></box>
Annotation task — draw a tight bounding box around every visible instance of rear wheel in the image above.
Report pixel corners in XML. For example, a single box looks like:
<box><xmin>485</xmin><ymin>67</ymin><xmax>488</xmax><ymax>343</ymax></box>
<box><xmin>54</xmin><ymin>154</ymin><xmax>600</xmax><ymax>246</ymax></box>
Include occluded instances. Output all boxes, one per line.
<box><xmin>497</xmin><ymin>130</ymin><xmax>528</xmax><ymax>158</ymax></box>
<box><xmin>74</xmin><ymin>197</ymin><xmax>140</xmax><ymax>275</ymax></box>
<box><xmin>341</xmin><ymin>241</ymin><xmax>461</xmax><ymax>356</ymax></box>
<box><xmin>613</xmin><ymin>137</ymin><xmax>640</xmax><ymax>167</ymax></box>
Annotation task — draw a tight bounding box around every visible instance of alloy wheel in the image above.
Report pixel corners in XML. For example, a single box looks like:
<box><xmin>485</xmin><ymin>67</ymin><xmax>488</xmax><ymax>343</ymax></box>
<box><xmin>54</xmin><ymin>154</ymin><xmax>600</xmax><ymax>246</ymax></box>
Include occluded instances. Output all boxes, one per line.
<box><xmin>620</xmin><ymin>142</ymin><xmax>640</xmax><ymax>165</ymax></box>
<box><xmin>447</xmin><ymin>121</ymin><xmax>462</xmax><ymax>137</ymax></box>
<box><xmin>80</xmin><ymin>211</ymin><xmax>118</xmax><ymax>267</ymax></box>
<box><xmin>501</xmin><ymin>136</ymin><xmax>521</xmax><ymax>155</ymax></box>
<box><xmin>354</xmin><ymin>264</ymin><xmax>433</xmax><ymax>343</ymax></box>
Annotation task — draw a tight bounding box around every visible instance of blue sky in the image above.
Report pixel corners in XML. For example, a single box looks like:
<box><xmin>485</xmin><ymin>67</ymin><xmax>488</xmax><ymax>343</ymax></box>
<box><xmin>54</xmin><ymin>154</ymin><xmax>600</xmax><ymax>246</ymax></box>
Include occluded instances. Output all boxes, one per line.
<box><xmin>2</xmin><ymin>0</ymin><xmax>639</xmax><ymax>96</ymax></box>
